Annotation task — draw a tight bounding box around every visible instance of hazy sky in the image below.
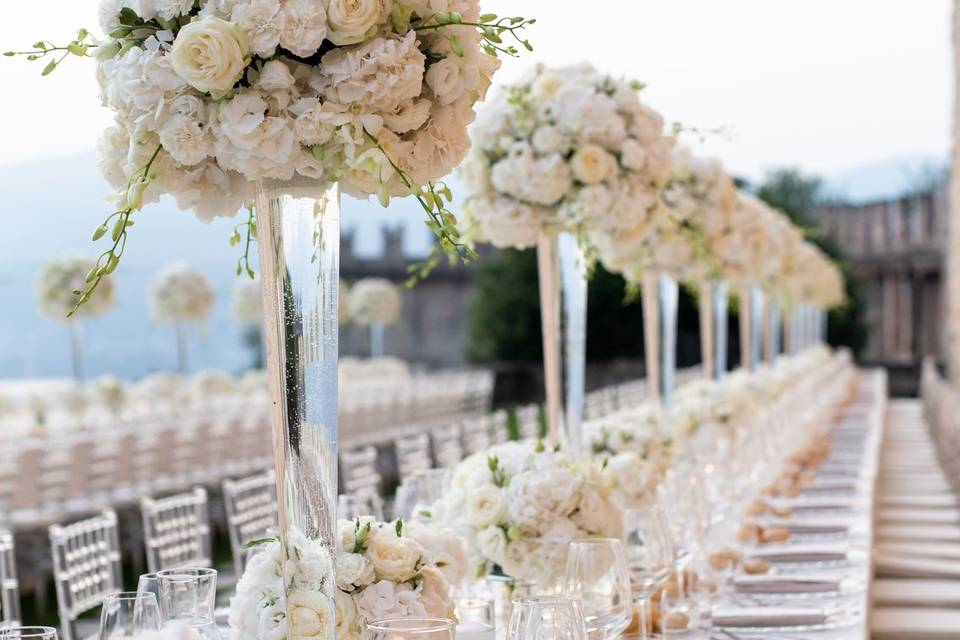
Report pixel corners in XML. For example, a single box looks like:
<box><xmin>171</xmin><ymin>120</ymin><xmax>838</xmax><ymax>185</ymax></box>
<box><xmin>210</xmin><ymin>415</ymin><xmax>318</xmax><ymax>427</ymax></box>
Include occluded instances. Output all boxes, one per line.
<box><xmin>0</xmin><ymin>0</ymin><xmax>951</xmax><ymax>180</ymax></box>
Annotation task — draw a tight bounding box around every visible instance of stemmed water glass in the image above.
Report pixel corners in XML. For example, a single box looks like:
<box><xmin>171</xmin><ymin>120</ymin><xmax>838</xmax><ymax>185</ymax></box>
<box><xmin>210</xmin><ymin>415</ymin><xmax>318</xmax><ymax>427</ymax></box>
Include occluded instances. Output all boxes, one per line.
<box><xmin>156</xmin><ymin>568</ymin><xmax>221</xmax><ymax>640</ymax></box>
<box><xmin>98</xmin><ymin>592</ymin><xmax>162</xmax><ymax>639</ymax></box>
<box><xmin>623</xmin><ymin>505</ymin><xmax>673</xmax><ymax>640</ymax></box>
<box><xmin>507</xmin><ymin>596</ymin><xmax>588</xmax><ymax>640</ymax></box>
<box><xmin>366</xmin><ymin>618</ymin><xmax>456</xmax><ymax>640</ymax></box>
<box><xmin>563</xmin><ymin>538</ymin><xmax>632</xmax><ymax>639</ymax></box>
<box><xmin>455</xmin><ymin>597</ymin><xmax>496</xmax><ymax>640</ymax></box>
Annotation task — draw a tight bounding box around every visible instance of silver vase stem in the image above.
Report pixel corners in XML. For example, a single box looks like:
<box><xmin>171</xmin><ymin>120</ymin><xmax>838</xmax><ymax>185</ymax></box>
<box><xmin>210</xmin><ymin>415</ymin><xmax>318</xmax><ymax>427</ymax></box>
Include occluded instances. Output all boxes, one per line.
<box><xmin>700</xmin><ymin>280</ymin><xmax>728</xmax><ymax>380</ymax></box>
<box><xmin>537</xmin><ymin>231</ymin><xmax>564</xmax><ymax>445</ymax></box>
<box><xmin>255</xmin><ymin>181</ymin><xmax>339</xmax><ymax>635</ymax></box>
<box><xmin>750</xmin><ymin>284</ymin><xmax>765</xmax><ymax>370</ymax></box>
<box><xmin>764</xmin><ymin>300</ymin><xmax>781</xmax><ymax>364</ymax></box>
<box><xmin>370</xmin><ymin>321</ymin><xmax>385</xmax><ymax>358</ymax></box>
<box><xmin>658</xmin><ymin>274</ymin><xmax>679</xmax><ymax>408</ymax></box>
<box><xmin>558</xmin><ymin>232</ymin><xmax>587</xmax><ymax>456</ymax></box>
<box><xmin>642</xmin><ymin>273</ymin><xmax>661</xmax><ymax>405</ymax></box>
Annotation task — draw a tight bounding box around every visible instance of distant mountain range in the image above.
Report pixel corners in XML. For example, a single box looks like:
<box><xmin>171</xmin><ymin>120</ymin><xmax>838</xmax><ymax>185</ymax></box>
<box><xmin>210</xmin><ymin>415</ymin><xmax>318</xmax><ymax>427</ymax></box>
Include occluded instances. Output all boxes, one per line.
<box><xmin>818</xmin><ymin>153</ymin><xmax>948</xmax><ymax>203</ymax></box>
<box><xmin>0</xmin><ymin>151</ymin><xmax>946</xmax><ymax>380</ymax></box>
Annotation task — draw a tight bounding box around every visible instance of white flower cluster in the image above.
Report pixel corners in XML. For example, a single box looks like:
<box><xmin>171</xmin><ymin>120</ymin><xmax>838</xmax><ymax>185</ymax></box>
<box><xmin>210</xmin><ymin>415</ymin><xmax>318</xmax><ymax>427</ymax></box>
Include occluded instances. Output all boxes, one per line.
<box><xmin>36</xmin><ymin>254</ymin><xmax>116</xmax><ymax>320</ymax></box>
<box><xmin>229</xmin><ymin>518</ymin><xmax>465</xmax><ymax>640</ymax></box>
<box><xmin>231</xmin><ymin>275</ymin><xmax>262</xmax><ymax>323</ymax></box>
<box><xmin>95</xmin><ymin>0</ymin><xmax>505</xmax><ymax>222</ymax></box>
<box><xmin>347</xmin><ymin>277</ymin><xmax>401</xmax><ymax>326</ymax></box>
<box><xmin>432</xmin><ymin>440</ymin><xmax>623</xmax><ymax>586</ymax></box>
<box><xmin>149</xmin><ymin>262</ymin><xmax>215</xmax><ymax>324</ymax></box>
<box><xmin>460</xmin><ymin>62</ymin><xmax>674</xmax><ymax>249</ymax></box>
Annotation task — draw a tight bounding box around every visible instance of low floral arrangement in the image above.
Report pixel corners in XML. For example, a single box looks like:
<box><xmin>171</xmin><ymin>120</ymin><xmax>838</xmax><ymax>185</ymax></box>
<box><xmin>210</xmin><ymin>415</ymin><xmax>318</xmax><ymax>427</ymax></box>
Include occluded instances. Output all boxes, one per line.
<box><xmin>7</xmin><ymin>0</ymin><xmax>535</xmax><ymax>313</ymax></box>
<box><xmin>229</xmin><ymin>518</ymin><xmax>466</xmax><ymax>640</ymax></box>
<box><xmin>461</xmin><ymin>62</ymin><xmax>674</xmax><ymax>250</ymax></box>
<box><xmin>431</xmin><ymin>440</ymin><xmax>623</xmax><ymax>587</ymax></box>
<box><xmin>230</xmin><ymin>275</ymin><xmax>262</xmax><ymax>324</ymax></box>
<box><xmin>90</xmin><ymin>375</ymin><xmax>128</xmax><ymax>416</ymax></box>
<box><xmin>36</xmin><ymin>255</ymin><xmax>116</xmax><ymax>320</ymax></box>
<box><xmin>149</xmin><ymin>262</ymin><xmax>215</xmax><ymax>324</ymax></box>
<box><xmin>347</xmin><ymin>277</ymin><xmax>401</xmax><ymax>326</ymax></box>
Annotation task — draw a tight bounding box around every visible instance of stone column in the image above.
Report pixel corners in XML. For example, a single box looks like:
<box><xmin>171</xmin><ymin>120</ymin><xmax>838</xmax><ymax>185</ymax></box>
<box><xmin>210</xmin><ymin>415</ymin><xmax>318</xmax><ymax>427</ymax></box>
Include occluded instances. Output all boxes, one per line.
<box><xmin>950</xmin><ymin>0</ymin><xmax>960</xmax><ymax>384</ymax></box>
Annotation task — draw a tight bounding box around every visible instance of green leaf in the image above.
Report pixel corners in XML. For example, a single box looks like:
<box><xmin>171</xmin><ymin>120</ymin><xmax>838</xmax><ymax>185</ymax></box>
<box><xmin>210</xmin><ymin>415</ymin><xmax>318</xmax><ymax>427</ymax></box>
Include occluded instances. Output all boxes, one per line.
<box><xmin>244</xmin><ymin>537</ymin><xmax>277</xmax><ymax>549</ymax></box>
<box><xmin>2</xmin><ymin>52</ymin><xmax>15</xmax><ymax>57</ymax></box>
<box><xmin>41</xmin><ymin>60</ymin><xmax>57</xmax><ymax>76</ymax></box>
<box><xmin>479</xmin><ymin>13</ymin><xmax>497</xmax><ymax>22</ymax></box>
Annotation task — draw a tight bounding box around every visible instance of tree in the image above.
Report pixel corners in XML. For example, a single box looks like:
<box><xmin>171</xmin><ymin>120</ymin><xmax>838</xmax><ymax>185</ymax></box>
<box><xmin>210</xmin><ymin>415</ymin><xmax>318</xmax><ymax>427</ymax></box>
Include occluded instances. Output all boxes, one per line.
<box><xmin>756</xmin><ymin>168</ymin><xmax>867</xmax><ymax>356</ymax></box>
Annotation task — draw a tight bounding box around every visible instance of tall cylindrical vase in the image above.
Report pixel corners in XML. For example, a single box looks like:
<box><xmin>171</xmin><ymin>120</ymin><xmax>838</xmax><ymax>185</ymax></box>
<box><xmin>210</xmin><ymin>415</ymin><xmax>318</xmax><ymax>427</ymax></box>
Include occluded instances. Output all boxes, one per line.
<box><xmin>536</xmin><ymin>231</ymin><xmax>588</xmax><ymax>455</ymax></box>
<box><xmin>68</xmin><ymin>321</ymin><xmax>84</xmax><ymax>384</ymax></box>
<box><xmin>175</xmin><ymin>323</ymin><xmax>189</xmax><ymax>375</ymax></box>
<box><xmin>764</xmin><ymin>300</ymin><xmax>781</xmax><ymax>364</ymax></box>
<box><xmin>738</xmin><ymin>284</ymin><xmax>765</xmax><ymax>371</ymax></box>
<box><xmin>643</xmin><ymin>273</ymin><xmax>679</xmax><ymax>408</ymax></box>
<box><xmin>699</xmin><ymin>280</ymin><xmax>728</xmax><ymax>380</ymax></box>
<box><xmin>370</xmin><ymin>321</ymin><xmax>385</xmax><ymax>358</ymax></box>
<box><xmin>255</xmin><ymin>181</ymin><xmax>339</xmax><ymax>636</ymax></box>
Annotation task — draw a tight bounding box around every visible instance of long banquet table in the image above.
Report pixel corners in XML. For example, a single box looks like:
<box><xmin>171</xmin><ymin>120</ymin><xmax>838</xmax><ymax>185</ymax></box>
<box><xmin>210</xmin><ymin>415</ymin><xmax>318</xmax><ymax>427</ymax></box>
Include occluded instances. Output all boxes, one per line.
<box><xmin>706</xmin><ymin>369</ymin><xmax>885</xmax><ymax>639</ymax></box>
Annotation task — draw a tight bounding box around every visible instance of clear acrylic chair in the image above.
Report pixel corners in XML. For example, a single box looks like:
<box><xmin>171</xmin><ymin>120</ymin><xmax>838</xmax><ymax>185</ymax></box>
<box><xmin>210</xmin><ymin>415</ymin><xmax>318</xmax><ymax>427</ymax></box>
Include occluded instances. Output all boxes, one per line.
<box><xmin>140</xmin><ymin>487</ymin><xmax>212</xmax><ymax>573</ymax></box>
<box><xmin>430</xmin><ymin>423</ymin><xmax>464</xmax><ymax>468</ymax></box>
<box><xmin>0</xmin><ymin>529</ymin><xmax>20</xmax><ymax>628</ymax></box>
<box><xmin>49</xmin><ymin>510</ymin><xmax>123</xmax><ymax>640</ymax></box>
<box><xmin>516</xmin><ymin>404</ymin><xmax>543</xmax><ymax>440</ymax></box>
<box><xmin>395</xmin><ymin>432</ymin><xmax>433</xmax><ymax>484</ymax></box>
<box><xmin>462</xmin><ymin>417</ymin><xmax>492</xmax><ymax>455</ymax></box>
<box><xmin>222</xmin><ymin>471</ymin><xmax>278</xmax><ymax>577</ymax></box>
<box><xmin>340</xmin><ymin>446</ymin><xmax>385</xmax><ymax>520</ymax></box>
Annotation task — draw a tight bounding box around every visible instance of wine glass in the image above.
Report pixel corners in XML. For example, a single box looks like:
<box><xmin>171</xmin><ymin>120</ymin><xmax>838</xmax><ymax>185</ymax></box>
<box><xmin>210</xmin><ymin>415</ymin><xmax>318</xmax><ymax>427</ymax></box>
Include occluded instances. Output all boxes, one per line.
<box><xmin>98</xmin><ymin>592</ymin><xmax>162</xmax><ymax>639</ymax></box>
<box><xmin>156</xmin><ymin>568</ymin><xmax>221</xmax><ymax>640</ymax></box>
<box><xmin>393</xmin><ymin>468</ymin><xmax>450</xmax><ymax>521</ymax></box>
<box><xmin>563</xmin><ymin>538</ymin><xmax>631</xmax><ymax>639</ymax></box>
<box><xmin>366</xmin><ymin>617</ymin><xmax>456</xmax><ymax>640</ymax></box>
<box><xmin>455</xmin><ymin>597</ymin><xmax>496</xmax><ymax>640</ymax></box>
<box><xmin>623</xmin><ymin>506</ymin><xmax>672</xmax><ymax>640</ymax></box>
<box><xmin>0</xmin><ymin>629</ymin><xmax>58</xmax><ymax>640</ymax></box>
<box><xmin>507</xmin><ymin>595</ymin><xmax>588</xmax><ymax>640</ymax></box>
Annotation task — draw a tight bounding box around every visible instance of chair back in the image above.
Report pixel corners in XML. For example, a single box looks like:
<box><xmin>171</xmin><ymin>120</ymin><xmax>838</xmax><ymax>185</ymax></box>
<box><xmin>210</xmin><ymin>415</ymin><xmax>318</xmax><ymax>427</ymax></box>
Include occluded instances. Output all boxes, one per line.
<box><xmin>0</xmin><ymin>530</ymin><xmax>20</xmax><ymax>628</ymax></box>
<box><xmin>340</xmin><ymin>446</ymin><xmax>384</xmax><ymax>520</ymax></box>
<box><xmin>223</xmin><ymin>472</ymin><xmax>278</xmax><ymax>577</ymax></box>
<box><xmin>49</xmin><ymin>511</ymin><xmax>122</xmax><ymax>640</ymax></box>
<box><xmin>140</xmin><ymin>487</ymin><xmax>211</xmax><ymax>573</ymax></box>
<box><xmin>395</xmin><ymin>432</ymin><xmax>432</xmax><ymax>483</ymax></box>
<box><xmin>430</xmin><ymin>424</ymin><xmax>463</xmax><ymax>468</ymax></box>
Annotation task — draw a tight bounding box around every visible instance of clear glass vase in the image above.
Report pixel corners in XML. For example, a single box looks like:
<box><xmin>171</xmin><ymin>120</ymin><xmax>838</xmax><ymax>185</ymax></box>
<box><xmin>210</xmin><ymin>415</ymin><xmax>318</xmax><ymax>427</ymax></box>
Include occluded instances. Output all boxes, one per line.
<box><xmin>699</xmin><ymin>280</ymin><xmax>728</xmax><ymax>380</ymax></box>
<box><xmin>254</xmin><ymin>180</ymin><xmax>339</xmax><ymax>637</ymax></box>
<box><xmin>738</xmin><ymin>284</ymin><xmax>765</xmax><ymax>371</ymax></box>
<box><xmin>370</xmin><ymin>321</ymin><xmax>385</xmax><ymax>358</ymax></box>
<box><xmin>764</xmin><ymin>299</ymin><xmax>781</xmax><ymax>364</ymax></box>
<box><xmin>536</xmin><ymin>231</ymin><xmax>588</xmax><ymax>456</ymax></box>
<box><xmin>642</xmin><ymin>273</ymin><xmax>678</xmax><ymax>409</ymax></box>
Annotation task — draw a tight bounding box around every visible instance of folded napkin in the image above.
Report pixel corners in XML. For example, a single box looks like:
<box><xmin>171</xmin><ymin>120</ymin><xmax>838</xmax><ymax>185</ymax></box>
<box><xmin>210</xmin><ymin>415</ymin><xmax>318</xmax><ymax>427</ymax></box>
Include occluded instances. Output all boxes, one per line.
<box><xmin>750</xmin><ymin>544</ymin><xmax>848</xmax><ymax>563</ymax></box>
<box><xmin>783</xmin><ymin>520</ymin><xmax>849</xmax><ymax>535</ymax></box>
<box><xmin>714</xmin><ymin>607</ymin><xmax>827</xmax><ymax>627</ymax></box>
<box><xmin>734</xmin><ymin>575</ymin><xmax>841</xmax><ymax>594</ymax></box>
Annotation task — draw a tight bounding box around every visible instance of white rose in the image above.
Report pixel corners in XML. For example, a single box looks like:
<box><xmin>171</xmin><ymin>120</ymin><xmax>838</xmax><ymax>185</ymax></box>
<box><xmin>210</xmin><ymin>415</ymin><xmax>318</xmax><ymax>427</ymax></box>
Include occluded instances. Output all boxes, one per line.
<box><xmin>366</xmin><ymin>531</ymin><xmax>424</xmax><ymax>581</ymax></box>
<box><xmin>335</xmin><ymin>591</ymin><xmax>361</xmax><ymax>639</ymax></box>
<box><xmin>287</xmin><ymin>589</ymin><xmax>334</xmax><ymax>640</ymax></box>
<box><xmin>466</xmin><ymin>485</ymin><xmax>507</xmax><ymax>528</ymax></box>
<box><xmin>256</xmin><ymin>59</ymin><xmax>296</xmax><ymax>93</ymax></box>
<box><xmin>280</xmin><ymin>0</ymin><xmax>328</xmax><ymax>57</ymax></box>
<box><xmin>418</xmin><ymin>566</ymin><xmax>456</xmax><ymax>620</ymax></box>
<box><xmin>620</xmin><ymin>138</ymin><xmax>648</xmax><ymax>172</ymax></box>
<box><xmin>532</xmin><ymin>125</ymin><xmax>567</xmax><ymax>155</ymax></box>
<box><xmin>425</xmin><ymin>57</ymin><xmax>465</xmax><ymax>105</ymax></box>
<box><xmin>232</xmin><ymin>0</ymin><xmax>281</xmax><ymax>58</ymax></box>
<box><xmin>326</xmin><ymin>0</ymin><xmax>388</xmax><ymax>46</ymax></box>
<box><xmin>337</xmin><ymin>552</ymin><xmax>376</xmax><ymax>588</ymax></box>
<box><xmin>476</xmin><ymin>526</ymin><xmax>507</xmax><ymax>565</ymax></box>
<box><xmin>570</xmin><ymin>144</ymin><xmax>617</xmax><ymax>184</ymax></box>
<box><xmin>159</xmin><ymin>113</ymin><xmax>211</xmax><ymax>167</ymax></box>
<box><xmin>170</xmin><ymin>16</ymin><xmax>251</xmax><ymax>94</ymax></box>
<box><xmin>382</xmin><ymin>99</ymin><xmax>431</xmax><ymax>134</ymax></box>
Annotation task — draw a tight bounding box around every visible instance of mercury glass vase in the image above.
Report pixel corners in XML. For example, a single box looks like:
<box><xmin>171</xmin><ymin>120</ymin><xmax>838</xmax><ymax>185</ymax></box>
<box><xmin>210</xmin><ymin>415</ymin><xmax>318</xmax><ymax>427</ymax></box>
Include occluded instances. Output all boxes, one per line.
<box><xmin>536</xmin><ymin>231</ymin><xmax>588</xmax><ymax>455</ymax></box>
<box><xmin>699</xmin><ymin>280</ymin><xmax>729</xmax><ymax>380</ymax></box>
<box><xmin>255</xmin><ymin>180</ymin><xmax>339</xmax><ymax>637</ymax></box>
<box><xmin>642</xmin><ymin>272</ymin><xmax>679</xmax><ymax>409</ymax></box>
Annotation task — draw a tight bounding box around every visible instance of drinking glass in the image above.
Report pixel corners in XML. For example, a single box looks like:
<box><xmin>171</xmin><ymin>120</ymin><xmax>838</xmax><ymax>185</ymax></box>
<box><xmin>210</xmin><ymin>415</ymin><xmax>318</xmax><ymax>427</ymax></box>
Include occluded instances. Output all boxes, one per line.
<box><xmin>366</xmin><ymin>617</ymin><xmax>456</xmax><ymax>640</ymax></box>
<box><xmin>622</xmin><ymin>506</ymin><xmax>672</xmax><ymax>640</ymax></box>
<box><xmin>0</xmin><ymin>629</ymin><xmax>58</xmax><ymax>640</ymax></box>
<box><xmin>156</xmin><ymin>568</ymin><xmax>221</xmax><ymax>640</ymax></box>
<box><xmin>98</xmin><ymin>592</ymin><xmax>162</xmax><ymax>639</ymax></box>
<box><xmin>455</xmin><ymin>597</ymin><xmax>496</xmax><ymax>640</ymax></box>
<box><xmin>563</xmin><ymin>538</ymin><xmax>631</xmax><ymax>639</ymax></box>
<box><xmin>507</xmin><ymin>596</ymin><xmax>588</xmax><ymax>640</ymax></box>
<box><xmin>659</xmin><ymin>572</ymin><xmax>698</xmax><ymax>637</ymax></box>
<box><xmin>136</xmin><ymin>573</ymin><xmax>159</xmax><ymax>601</ymax></box>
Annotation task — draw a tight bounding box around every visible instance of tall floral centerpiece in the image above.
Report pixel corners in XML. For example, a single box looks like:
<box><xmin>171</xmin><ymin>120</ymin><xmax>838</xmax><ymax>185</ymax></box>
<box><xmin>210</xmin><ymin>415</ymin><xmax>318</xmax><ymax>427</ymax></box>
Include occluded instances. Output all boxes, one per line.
<box><xmin>462</xmin><ymin>63</ymin><xmax>673</xmax><ymax>453</ymax></box>
<box><xmin>150</xmin><ymin>262</ymin><xmax>214</xmax><ymax>374</ymax></box>
<box><xmin>36</xmin><ymin>255</ymin><xmax>116</xmax><ymax>383</ymax></box>
<box><xmin>348</xmin><ymin>277</ymin><xmax>401</xmax><ymax>358</ymax></box>
<box><xmin>7</xmin><ymin>0</ymin><xmax>535</xmax><ymax>630</ymax></box>
<box><xmin>231</xmin><ymin>275</ymin><xmax>264</xmax><ymax>367</ymax></box>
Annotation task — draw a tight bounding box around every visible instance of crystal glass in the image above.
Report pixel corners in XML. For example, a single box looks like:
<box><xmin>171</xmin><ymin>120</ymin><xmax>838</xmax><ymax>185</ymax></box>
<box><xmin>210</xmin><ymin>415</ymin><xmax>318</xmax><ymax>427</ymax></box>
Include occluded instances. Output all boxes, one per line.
<box><xmin>562</xmin><ymin>539</ymin><xmax>631</xmax><ymax>639</ymax></box>
<box><xmin>0</xmin><ymin>629</ymin><xmax>58</xmax><ymax>640</ymax></box>
<box><xmin>455</xmin><ymin>597</ymin><xmax>496</xmax><ymax>640</ymax></box>
<box><xmin>623</xmin><ymin>506</ymin><xmax>672</xmax><ymax>640</ymax></box>
<box><xmin>136</xmin><ymin>573</ymin><xmax>159</xmax><ymax>601</ymax></box>
<box><xmin>156</xmin><ymin>568</ymin><xmax>221</xmax><ymax>640</ymax></box>
<box><xmin>98</xmin><ymin>592</ymin><xmax>162</xmax><ymax>639</ymax></box>
<box><xmin>508</xmin><ymin>596</ymin><xmax>588</xmax><ymax>640</ymax></box>
<box><xmin>366</xmin><ymin>617</ymin><xmax>455</xmax><ymax>640</ymax></box>
<box><xmin>658</xmin><ymin>573</ymin><xmax>698</xmax><ymax>637</ymax></box>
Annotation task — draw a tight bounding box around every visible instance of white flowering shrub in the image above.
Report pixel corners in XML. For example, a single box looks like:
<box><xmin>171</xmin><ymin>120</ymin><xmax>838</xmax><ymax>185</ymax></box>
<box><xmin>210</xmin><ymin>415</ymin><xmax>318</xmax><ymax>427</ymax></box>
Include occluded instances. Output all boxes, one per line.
<box><xmin>460</xmin><ymin>62</ymin><xmax>674</xmax><ymax>250</ymax></box>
